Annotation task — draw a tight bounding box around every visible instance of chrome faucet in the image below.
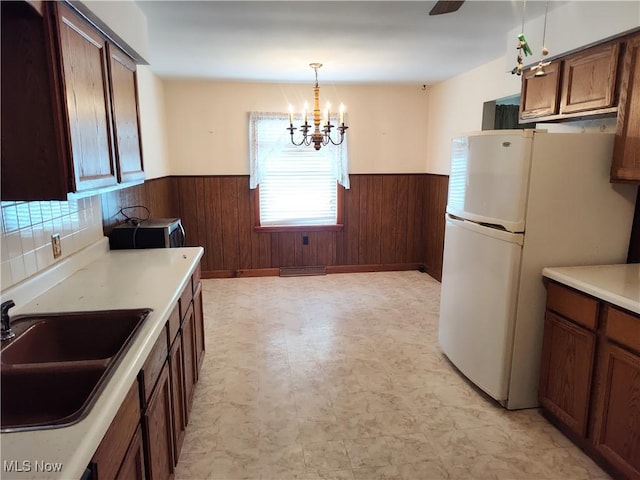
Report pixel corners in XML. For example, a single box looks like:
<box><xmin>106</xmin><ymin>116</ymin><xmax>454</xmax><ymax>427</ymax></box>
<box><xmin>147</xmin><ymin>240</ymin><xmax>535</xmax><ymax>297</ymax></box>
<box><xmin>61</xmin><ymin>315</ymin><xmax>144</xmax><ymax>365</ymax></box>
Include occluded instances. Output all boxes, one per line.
<box><xmin>1</xmin><ymin>300</ymin><xmax>16</xmax><ymax>341</ymax></box>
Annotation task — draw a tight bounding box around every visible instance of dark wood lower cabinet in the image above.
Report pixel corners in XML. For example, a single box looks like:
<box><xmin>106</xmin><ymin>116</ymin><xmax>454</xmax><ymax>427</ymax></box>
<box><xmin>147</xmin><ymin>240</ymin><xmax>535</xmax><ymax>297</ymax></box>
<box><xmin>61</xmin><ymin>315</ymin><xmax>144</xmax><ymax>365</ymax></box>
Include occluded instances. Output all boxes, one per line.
<box><xmin>538</xmin><ymin>311</ymin><xmax>596</xmax><ymax>437</ymax></box>
<box><xmin>143</xmin><ymin>362</ymin><xmax>174</xmax><ymax>480</ymax></box>
<box><xmin>592</xmin><ymin>342</ymin><xmax>640</xmax><ymax>479</ymax></box>
<box><xmin>193</xmin><ymin>281</ymin><xmax>205</xmax><ymax>371</ymax></box>
<box><xmin>91</xmin><ymin>263</ymin><xmax>206</xmax><ymax>479</ymax></box>
<box><xmin>169</xmin><ymin>332</ymin><xmax>187</xmax><ymax>464</ymax></box>
<box><xmin>181</xmin><ymin>303</ymin><xmax>197</xmax><ymax>415</ymax></box>
<box><xmin>540</xmin><ymin>281</ymin><xmax>640</xmax><ymax>480</ymax></box>
<box><xmin>91</xmin><ymin>380</ymin><xmax>142</xmax><ymax>480</ymax></box>
<box><xmin>116</xmin><ymin>426</ymin><xmax>146</xmax><ymax>480</ymax></box>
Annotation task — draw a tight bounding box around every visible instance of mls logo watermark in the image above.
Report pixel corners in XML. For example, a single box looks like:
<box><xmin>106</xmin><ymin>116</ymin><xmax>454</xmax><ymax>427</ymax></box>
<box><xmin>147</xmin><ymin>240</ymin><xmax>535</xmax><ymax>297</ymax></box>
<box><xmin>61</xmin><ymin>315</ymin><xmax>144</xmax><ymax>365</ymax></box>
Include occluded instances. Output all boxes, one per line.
<box><xmin>4</xmin><ymin>460</ymin><xmax>63</xmax><ymax>473</ymax></box>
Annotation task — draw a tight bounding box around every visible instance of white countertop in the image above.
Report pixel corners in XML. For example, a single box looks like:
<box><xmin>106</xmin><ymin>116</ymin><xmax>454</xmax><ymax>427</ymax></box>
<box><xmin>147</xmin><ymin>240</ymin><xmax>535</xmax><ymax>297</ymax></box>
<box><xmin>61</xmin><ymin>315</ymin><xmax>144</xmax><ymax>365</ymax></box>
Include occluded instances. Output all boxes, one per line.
<box><xmin>0</xmin><ymin>240</ymin><xmax>204</xmax><ymax>479</ymax></box>
<box><xmin>543</xmin><ymin>264</ymin><xmax>640</xmax><ymax>314</ymax></box>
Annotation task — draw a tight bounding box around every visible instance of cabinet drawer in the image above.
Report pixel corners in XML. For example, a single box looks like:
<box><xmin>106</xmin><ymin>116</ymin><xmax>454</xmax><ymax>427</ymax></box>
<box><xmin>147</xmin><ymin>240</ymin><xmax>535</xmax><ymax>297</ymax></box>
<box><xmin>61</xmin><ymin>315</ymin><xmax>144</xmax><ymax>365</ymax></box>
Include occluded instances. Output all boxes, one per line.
<box><xmin>91</xmin><ymin>379</ymin><xmax>140</xmax><ymax>480</ymax></box>
<box><xmin>140</xmin><ymin>325</ymin><xmax>169</xmax><ymax>404</ymax></box>
<box><xmin>547</xmin><ymin>282</ymin><xmax>599</xmax><ymax>330</ymax></box>
<box><xmin>605</xmin><ymin>305</ymin><xmax>640</xmax><ymax>353</ymax></box>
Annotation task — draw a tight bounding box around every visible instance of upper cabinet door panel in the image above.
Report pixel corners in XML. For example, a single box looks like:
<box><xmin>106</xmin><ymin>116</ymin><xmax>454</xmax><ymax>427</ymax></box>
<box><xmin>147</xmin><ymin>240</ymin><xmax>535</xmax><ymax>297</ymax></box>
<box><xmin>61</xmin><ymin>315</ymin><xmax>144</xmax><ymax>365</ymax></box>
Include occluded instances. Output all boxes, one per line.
<box><xmin>55</xmin><ymin>3</ymin><xmax>117</xmax><ymax>192</ymax></box>
<box><xmin>520</xmin><ymin>61</ymin><xmax>561</xmax><ymax>119</ymax></box>
<box><xmin>560</xmin><ymin>43</ymin><xmax>620</xmax><ymax>114</ymax></box>
<box><xmin>0</xmin><ymin>1</ymin><xmax>69</xmax><ymax>200</ymax></box>
<box><xmin>108</xmin><ymin>43</ymin><xmax>144</xmax><ymax>184</ymax></box>
<box><xmin>611</xmin><ymin>34</ymin><xmax>640</xmax><ymax>183</ymax></box>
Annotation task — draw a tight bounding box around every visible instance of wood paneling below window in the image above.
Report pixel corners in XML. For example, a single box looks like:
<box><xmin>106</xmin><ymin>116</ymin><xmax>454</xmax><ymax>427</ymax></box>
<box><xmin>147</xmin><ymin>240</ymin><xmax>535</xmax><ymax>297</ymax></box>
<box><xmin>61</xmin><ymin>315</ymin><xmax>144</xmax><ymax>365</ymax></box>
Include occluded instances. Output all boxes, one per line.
<box><xmin>101</xmin><ymin>174</ymin><xmax>449</xmax><ymax>281</ymax></box>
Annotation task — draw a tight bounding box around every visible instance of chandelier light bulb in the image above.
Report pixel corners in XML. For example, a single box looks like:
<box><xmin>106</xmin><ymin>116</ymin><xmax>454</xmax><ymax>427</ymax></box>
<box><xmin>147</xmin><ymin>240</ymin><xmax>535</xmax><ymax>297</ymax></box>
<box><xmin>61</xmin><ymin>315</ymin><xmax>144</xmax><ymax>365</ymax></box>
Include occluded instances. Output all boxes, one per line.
<box><xmin>287</xmin><ymin>63</ymin><xmax>349</xmax><ymax>151</ymax></box>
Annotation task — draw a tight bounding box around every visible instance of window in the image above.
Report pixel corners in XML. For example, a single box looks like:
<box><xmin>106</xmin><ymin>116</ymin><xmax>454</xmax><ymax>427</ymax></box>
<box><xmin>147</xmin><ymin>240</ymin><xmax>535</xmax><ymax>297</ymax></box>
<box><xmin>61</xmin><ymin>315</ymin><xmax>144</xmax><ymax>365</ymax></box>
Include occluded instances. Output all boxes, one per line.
<box><xmin>249</xmin><ymin>112</ymin><xmax>349</xmax><ymax>229</ymax></box>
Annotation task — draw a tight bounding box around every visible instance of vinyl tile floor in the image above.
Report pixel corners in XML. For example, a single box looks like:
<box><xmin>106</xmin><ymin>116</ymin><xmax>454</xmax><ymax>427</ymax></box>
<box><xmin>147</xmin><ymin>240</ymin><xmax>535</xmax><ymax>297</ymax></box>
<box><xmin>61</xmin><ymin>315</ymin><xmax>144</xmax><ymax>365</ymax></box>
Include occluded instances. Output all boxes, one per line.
<box><xmin>175</xmin><ymin>271</ymin><xmax>610</xmax><ymax>480</ymax></box>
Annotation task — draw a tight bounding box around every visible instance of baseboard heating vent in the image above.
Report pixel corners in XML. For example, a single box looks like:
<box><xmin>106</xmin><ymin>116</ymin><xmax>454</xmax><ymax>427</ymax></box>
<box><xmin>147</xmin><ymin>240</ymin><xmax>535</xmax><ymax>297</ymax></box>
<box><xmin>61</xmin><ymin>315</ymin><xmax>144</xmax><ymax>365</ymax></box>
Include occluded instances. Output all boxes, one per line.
<box><xmin>279</xmin><ymin>266</ymin><xmax>326</xmax><ymax>277</ymax></box>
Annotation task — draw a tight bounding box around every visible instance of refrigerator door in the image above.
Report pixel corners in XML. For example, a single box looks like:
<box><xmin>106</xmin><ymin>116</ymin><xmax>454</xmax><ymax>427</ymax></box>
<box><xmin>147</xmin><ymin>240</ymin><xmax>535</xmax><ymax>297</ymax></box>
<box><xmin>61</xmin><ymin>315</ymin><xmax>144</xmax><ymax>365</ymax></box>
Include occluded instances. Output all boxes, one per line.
<box><xmin>447</xmin><ymin>131</ymin><xmax>534</xmax><ymax>232</ymax></box>
<box><xmin>438</xmin><ymin>215</ymin><xmax>523</xmax><ymax>402</ymax></box>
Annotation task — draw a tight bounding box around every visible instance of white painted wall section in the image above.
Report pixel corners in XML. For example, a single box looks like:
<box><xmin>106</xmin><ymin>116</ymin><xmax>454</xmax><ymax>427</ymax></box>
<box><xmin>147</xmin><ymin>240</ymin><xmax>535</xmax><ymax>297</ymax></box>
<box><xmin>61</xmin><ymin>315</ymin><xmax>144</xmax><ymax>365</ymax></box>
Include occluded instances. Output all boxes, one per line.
<box><xmin>163</xmin><ymin>81</ymin><xmax>430</xmax><ymax>175</ymax></box>
<box><xmin>136</xmin><ymin>66</ymin><xmax>171</xmax><ymax>179</ymax></box>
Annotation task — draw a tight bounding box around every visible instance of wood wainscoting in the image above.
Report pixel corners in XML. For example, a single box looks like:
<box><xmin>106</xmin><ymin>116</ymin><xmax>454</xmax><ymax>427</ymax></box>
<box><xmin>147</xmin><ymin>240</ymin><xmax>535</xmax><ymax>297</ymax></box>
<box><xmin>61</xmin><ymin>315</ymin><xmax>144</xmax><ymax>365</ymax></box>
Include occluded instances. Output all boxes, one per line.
<box><xmin>101</xmin><ymin>174</ymin><xmax>449</xmax><ymax>281</ymax></box>
<box><xmin>101</xmin><ymin>177</ymin><xmax>179</xmax><ymax>234</ymax></box>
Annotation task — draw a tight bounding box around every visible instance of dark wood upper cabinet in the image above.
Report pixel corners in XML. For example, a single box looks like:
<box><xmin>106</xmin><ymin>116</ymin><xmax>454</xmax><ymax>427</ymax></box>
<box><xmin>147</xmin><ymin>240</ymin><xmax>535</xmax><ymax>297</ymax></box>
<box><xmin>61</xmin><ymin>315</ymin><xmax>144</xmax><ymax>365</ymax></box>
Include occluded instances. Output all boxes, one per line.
<box><xmin>0</xmin><ymin>1</ymin><xmax>144</xmax><ymax>201</ymax></box>
<box><xmin>560</xmin><ymin>43</ymin><xmax>620</xmax><ymax>114</ymax></box>
<box><xmin>611</xmin><ymin>33</ymin><xmax>640</xmax><ymax>183</ymax></box>
<box><xmin>107</xmin><ymin>43</ymin><xmax>145</xmax><ymax>184</ymax></box>
<box><xmin>1</xmin><ymin>1</ymin><xmax>69</xmax><ymax>200</ymax></box>
<box><xmin>519</xmin><ymin>61</ymin><xmax>561</xmax><ymax>119</ymax></box>
<box><xmin>55</xmin><ymin>2</ymin><xmax>117</xmax><ymax>193</ymax></box>
<box><xmin>517</xmin><ymin>30</ymin><xmax>640</xmax><ymax>184</ymax></box>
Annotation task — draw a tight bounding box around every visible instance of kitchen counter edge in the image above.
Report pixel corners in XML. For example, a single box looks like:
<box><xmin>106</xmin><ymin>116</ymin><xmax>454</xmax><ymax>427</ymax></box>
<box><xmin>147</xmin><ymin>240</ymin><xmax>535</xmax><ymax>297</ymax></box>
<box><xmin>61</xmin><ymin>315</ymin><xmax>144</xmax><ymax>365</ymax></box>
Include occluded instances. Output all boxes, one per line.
<box><xmin>0</xmin><ymin>245</ymin><xmax>204</xmax><ymax>480</ymax></box>
<box><xmin>542</xmin><ymin>264</ymin><xmax>640</xmax><ymax>315</ymax></box>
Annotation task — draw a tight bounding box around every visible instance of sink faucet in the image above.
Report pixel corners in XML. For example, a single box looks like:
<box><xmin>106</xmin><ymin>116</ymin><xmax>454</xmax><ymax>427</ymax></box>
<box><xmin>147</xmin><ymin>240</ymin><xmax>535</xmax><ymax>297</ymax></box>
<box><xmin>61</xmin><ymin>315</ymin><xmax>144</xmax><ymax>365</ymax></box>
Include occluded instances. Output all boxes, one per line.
<box><xmin>1</xmin><ymin>300</ymin><xmax>16</xmax><ymax>341</ymax></box>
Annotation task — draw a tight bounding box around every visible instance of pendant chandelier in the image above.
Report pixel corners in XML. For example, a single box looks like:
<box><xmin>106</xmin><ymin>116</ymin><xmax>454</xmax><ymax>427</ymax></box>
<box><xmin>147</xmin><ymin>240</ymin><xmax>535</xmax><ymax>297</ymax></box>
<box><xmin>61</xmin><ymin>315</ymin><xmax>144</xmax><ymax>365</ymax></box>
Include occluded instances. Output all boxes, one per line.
<box><xmin>287</xmin><ymin>63</ymin><xmax>348</xmax><ymax>151</ymax></box>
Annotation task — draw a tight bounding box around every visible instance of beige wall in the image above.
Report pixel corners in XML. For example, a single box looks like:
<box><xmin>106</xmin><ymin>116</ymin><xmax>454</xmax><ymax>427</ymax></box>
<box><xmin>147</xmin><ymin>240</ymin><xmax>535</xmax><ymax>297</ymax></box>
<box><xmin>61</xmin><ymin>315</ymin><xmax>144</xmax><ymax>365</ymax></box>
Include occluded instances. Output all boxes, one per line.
<box><xmin>163</xmin><ymin>81</ymin><xmax>430</xmax><ymax>175</ymax></box>
<box><xmin>137</xmin><ymin>66</ymin><xmax>171</xmax><ymax>179</ymax></box>
<box><xmin>505</xmin><ymin>1</ymin><xmax>640</xmax><ymax>71</ymax></box>
<box><xmin>426</xmin><ymin>56</ymin><xmax>521</xmax><ymax>174</ymax></box>
<box><xmin>426</xmin><ymin>1</ymin><xmax>638</xmax><ymax>176</ymax></box>
<box><xmin>78</xmin><ymin>0</ymin><xmax>150</xmax><ymax>61</ymax></box>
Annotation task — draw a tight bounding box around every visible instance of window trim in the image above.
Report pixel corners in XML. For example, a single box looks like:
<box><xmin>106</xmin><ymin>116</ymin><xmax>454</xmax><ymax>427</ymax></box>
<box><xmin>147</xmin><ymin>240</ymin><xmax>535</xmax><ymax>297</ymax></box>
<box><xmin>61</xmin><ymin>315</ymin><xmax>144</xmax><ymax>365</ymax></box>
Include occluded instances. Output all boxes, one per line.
<box><xmin>252</xmin><ymin>184</ymin><xmax>345</xmax><ymax>233</ymax></box>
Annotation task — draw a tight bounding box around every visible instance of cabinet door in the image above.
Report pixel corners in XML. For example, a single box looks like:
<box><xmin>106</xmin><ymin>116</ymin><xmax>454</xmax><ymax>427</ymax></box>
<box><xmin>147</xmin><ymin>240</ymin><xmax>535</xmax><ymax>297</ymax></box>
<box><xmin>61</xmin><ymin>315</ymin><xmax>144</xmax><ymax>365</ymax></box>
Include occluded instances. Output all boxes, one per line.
<box><xmin>560</xmin><ymin>43</ymin><xmax>620</xmax><ymax>114</ymax></box>
<box><xmin>611</xmin><ymin>34</ymin><xmax>640</xmax><ymax>182</ymax></box>
<box><xmin>91</xmin><ymin>380</ymin><xmax>141</xmax><ymax>479</ymax></box>
<box><xmin>538</xmin><ymin>311</ymin><xmax>596</xmax><ymax>437</ymax></box>
<box><xmin>1</xmin><ymin>2</ymin><xmax>69</xmax><ymax>200</ymax></box>
<box><xmin>182</xmin><ymin>302</ymin><xmax>197</xmax><ymax>417</ymax></box>
<box><xmin>169</xmin><ymin>334</ymin><xmax>187</xmax><ymax>464</ymax></box>
<box><xmin>592</xmin><ymin>343</ymin><xmax>640</xmax><ymax>479</ymax></box>
<box><xmin>193</xmin><ymin>281</ymin><xmax>205</xmax><ymax>373</ymax></box>
<box><xmin>55</xmin><ymin>3</ymin><xmax>117</xmax><ymax>192</ymax></box>
<box><xmin>143</xmin><ymin>362</ymin><xmax>175</xmax><ymax>480</ymax></box>
<box><xmin>107</xmin><ymin>43</ymin><xmax>144</xmax><ymax>185</ymax></box>
<box><xmin>519</xmin><ymin>60</ymin><xmax>561</xmax><ymax>119</ymax></box>
<box><xmin>140</xmin><ymin>325</ymin><xmax>169</xmax><ymax>406</ymax></box>
<box><xmin>115</xmin><ymin>426</ymin><xmax>146</xmax><ymax>480</ymax></box>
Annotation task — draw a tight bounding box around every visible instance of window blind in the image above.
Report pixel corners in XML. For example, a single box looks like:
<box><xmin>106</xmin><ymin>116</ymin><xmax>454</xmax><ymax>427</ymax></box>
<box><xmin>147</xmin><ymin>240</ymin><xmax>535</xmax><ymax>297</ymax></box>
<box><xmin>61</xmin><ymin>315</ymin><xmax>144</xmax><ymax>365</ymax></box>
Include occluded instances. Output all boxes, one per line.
<box><xmin>250</xmin><ymin>112</ymin><xmax>346</xmax><ymax>227</ymax></box>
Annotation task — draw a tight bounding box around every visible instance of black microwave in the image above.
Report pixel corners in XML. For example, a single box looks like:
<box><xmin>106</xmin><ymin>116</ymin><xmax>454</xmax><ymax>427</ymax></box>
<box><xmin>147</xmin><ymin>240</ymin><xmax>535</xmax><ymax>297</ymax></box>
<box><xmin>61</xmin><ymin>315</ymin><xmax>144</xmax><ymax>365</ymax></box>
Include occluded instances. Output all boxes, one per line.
<box><xmin>109</xmin><ymin>218</ymin><xmax>185</xmax><ymax>250</ymax></box>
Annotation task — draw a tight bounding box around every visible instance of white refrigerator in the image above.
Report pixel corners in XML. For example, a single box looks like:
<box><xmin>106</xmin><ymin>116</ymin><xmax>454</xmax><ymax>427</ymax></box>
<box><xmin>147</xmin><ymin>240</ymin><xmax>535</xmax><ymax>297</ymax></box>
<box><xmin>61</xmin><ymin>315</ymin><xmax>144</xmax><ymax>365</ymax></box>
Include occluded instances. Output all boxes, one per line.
<box><xmin>438</xmin><ymin>130</ymin><xmax>638</xmax><ymax>410</ymax></box>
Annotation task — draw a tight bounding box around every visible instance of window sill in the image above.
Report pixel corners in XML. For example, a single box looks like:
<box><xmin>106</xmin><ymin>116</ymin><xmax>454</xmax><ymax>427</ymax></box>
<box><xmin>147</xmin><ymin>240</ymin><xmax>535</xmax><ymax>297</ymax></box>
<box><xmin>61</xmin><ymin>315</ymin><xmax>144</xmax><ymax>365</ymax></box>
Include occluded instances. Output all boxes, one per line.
<box><xmin>254</xmin><ymin>224</ymin><xmax>344</xmax><ymax>233</ymax></box>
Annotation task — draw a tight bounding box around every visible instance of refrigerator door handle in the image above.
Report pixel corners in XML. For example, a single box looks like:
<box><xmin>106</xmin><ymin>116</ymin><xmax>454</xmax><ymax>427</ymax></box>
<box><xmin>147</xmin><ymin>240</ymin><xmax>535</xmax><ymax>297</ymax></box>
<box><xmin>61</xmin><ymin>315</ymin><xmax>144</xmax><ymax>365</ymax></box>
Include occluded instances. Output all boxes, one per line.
<box><xmin>446</xmin><ymin>214</ymin><xmax>524</xmax><ymax>246</ymax></box>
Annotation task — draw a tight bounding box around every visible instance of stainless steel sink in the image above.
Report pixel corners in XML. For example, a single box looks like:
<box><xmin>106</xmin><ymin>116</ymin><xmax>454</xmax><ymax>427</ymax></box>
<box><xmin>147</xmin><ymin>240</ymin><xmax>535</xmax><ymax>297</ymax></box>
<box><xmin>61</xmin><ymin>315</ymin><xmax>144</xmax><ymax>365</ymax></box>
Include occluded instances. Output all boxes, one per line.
<box><xmin>0</xmin><ymin>308</ymin><xmax>151</xmax><ymax>432</ymax></box>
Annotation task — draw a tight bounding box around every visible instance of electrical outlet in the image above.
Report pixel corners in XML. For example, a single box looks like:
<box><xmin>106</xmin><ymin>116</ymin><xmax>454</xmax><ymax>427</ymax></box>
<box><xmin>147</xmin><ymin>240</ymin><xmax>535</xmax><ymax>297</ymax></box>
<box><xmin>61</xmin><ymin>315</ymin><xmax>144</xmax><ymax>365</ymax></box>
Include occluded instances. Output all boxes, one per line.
<box><xmin>51</xmin><ymin>234</ymin><xmax>62</xmax><ymax>259</ymax></box>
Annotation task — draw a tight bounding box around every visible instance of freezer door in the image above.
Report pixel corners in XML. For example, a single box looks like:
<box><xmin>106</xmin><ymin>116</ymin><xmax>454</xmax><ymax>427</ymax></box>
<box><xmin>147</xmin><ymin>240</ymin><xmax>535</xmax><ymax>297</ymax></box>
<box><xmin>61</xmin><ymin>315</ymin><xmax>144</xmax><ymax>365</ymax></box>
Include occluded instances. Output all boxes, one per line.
<box><xmin>438</xmin><ymin>215</ymin><xmax>523</xmax><ymax>402</ymax></box>
<box><xmin>447</xmin><ymin>132</ymin><xmax>533</xmax><ymax>232</ymax></box>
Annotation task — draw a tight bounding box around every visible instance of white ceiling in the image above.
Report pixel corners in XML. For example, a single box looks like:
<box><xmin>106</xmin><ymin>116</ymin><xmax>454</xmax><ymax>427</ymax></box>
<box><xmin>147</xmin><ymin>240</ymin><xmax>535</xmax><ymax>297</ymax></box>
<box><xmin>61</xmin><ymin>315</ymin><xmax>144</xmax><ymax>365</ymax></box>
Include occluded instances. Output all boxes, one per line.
<box><xmin>136</xmin><ymin>0</ymin><xmax>560</xmax><ymax>85</ymax></box>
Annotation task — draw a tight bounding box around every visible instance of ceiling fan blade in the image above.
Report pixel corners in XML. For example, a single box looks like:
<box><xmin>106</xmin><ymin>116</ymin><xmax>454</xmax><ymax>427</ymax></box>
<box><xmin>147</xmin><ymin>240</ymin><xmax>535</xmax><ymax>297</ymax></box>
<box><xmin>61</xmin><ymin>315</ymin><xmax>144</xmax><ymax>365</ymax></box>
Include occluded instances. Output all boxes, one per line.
<box><xmin>429</xmin><ymin>0</ymin><xmax>465</xmax><ymax>16</ymax></box>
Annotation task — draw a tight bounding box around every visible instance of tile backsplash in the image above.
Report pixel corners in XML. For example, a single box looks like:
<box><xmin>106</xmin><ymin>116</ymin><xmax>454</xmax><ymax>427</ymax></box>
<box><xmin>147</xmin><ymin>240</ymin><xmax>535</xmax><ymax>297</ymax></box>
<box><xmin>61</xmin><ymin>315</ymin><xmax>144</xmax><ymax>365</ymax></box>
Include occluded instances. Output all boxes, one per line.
<box><xmin>1</xmin><ymin>196</ymin><xmax>104</xmax><ymax>291</ymax></box>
